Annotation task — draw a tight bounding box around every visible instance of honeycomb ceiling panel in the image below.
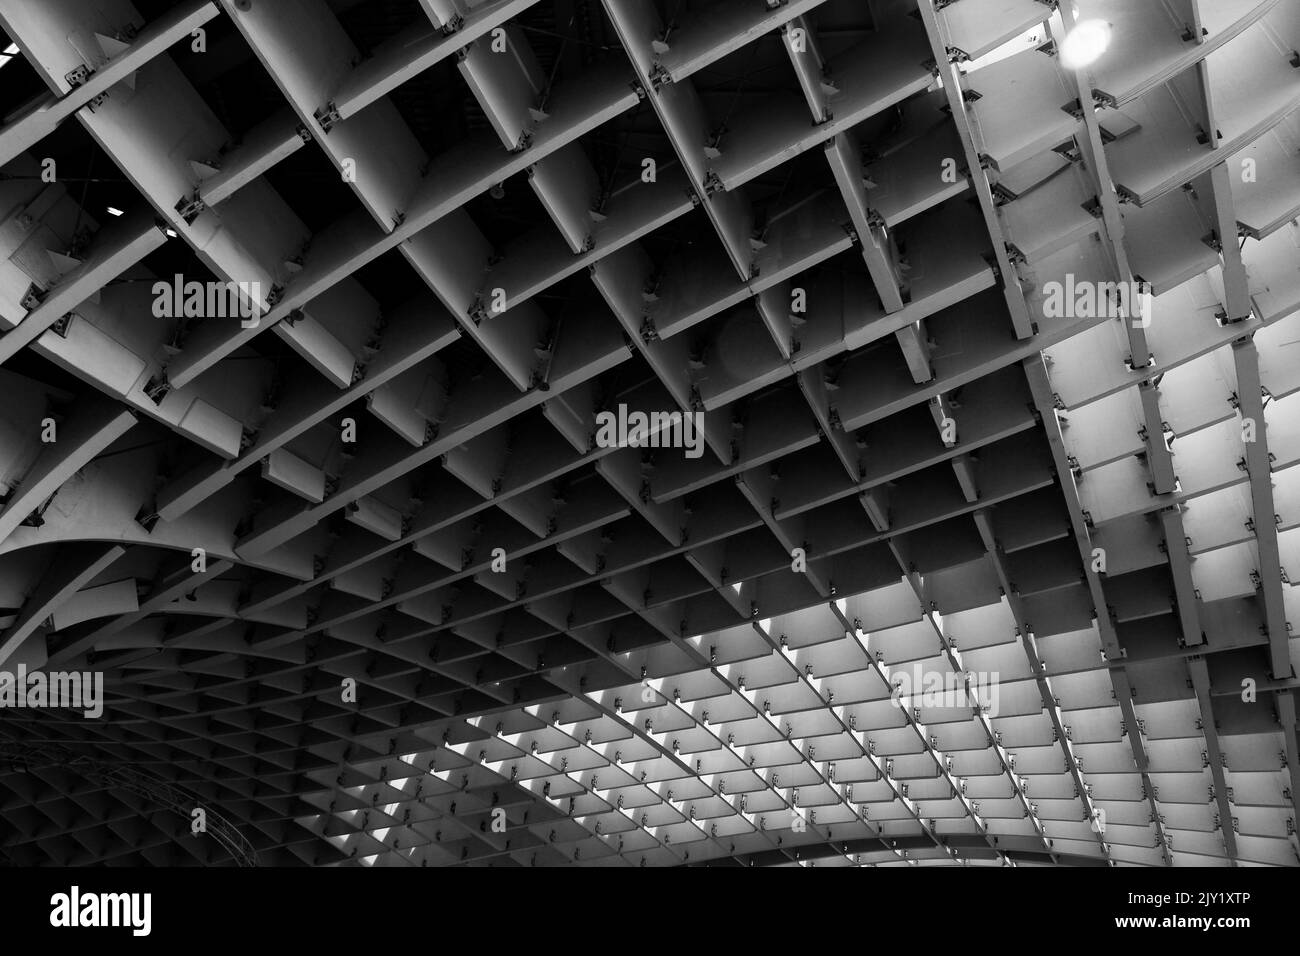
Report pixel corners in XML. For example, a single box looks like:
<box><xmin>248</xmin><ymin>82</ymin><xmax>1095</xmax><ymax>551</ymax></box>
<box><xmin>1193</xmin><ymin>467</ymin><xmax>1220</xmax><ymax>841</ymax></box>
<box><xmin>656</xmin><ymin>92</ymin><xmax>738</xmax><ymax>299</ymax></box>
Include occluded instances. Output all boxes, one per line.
<box><xmin>0</xmin><ymin>0</ymin><xmax>1296</xmax><ymax>870</ymax></box>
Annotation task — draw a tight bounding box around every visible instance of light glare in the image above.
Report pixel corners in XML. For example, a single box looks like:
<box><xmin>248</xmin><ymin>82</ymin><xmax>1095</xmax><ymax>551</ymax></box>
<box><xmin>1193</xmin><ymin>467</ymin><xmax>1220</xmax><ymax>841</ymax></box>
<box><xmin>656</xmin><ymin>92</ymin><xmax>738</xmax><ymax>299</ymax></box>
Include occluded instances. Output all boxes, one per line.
<box><xmin>1059</xmin><ymin>19</ymin><xmax>1111</xmax><ymax>69</ymax></box>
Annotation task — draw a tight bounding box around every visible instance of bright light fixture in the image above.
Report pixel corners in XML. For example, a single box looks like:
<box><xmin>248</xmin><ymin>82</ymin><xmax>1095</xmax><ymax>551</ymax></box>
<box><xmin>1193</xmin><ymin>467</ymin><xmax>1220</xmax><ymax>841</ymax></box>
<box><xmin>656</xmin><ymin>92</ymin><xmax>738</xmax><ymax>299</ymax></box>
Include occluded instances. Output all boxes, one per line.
<box><xmin>1059</xmin><ymin>19</ymin><xmax>1112</xmax><ymax>69</ymax></box>
<box><xmin>106</xmin><ymin>206</ymin><xmax>124</xmax><ymax>217</ymax></box>
<box><xmin>2</xmin><ymin>43</ymin><xmax>17</xmax><ymax>55</ymax></box>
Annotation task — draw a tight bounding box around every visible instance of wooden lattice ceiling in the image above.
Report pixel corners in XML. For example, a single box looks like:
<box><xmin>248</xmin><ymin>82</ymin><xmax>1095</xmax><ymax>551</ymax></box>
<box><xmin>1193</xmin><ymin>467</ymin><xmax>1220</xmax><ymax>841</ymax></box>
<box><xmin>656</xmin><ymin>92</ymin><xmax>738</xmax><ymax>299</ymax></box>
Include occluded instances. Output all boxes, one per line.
<box><xmin>0</xmin><ymin>0</ymin><xmax>1298</xmax><ymax>867</ymax></box>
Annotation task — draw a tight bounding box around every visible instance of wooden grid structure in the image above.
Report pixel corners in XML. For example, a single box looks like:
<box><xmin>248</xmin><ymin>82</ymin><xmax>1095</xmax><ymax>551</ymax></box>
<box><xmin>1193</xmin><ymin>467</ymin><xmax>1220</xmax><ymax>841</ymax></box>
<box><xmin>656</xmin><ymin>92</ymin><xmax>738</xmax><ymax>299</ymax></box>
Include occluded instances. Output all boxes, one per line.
<box><xmin>0</xmin><ymin>0</ymin><xmax>1297</xmax><ymax>867</ymax></box>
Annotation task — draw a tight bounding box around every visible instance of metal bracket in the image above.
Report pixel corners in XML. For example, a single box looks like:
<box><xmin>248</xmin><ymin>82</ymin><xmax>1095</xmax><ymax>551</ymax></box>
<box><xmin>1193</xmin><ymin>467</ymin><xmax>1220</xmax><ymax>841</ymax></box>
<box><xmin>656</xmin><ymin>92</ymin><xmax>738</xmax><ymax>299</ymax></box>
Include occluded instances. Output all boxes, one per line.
<box><xmin>64</xmin><ymin>64</ymin><xmax>92</xmax><ymax>87</ymax></box>
<box><xmin>175</xmin><ymin>192</ymin><xmax>205</xmax><ymax>224</ymax></box>
<box><xmin>19</xmin><ymin>283</ymin><xmax>45</xmax><ymax>311</ymax></box>
<box><xmin>50</xmin><ymin>312</ymin><xmax>77</xmax><ymax>337</ymax></box>
<box><xmin>144</xmin><ymin>372</ymin><xmax>171</xmax><ymax>406</ymax></box>
<box><xmin>314</xmin><ymin>101</ymin><xmax>341</xmax><ymax>132</ymax></box>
